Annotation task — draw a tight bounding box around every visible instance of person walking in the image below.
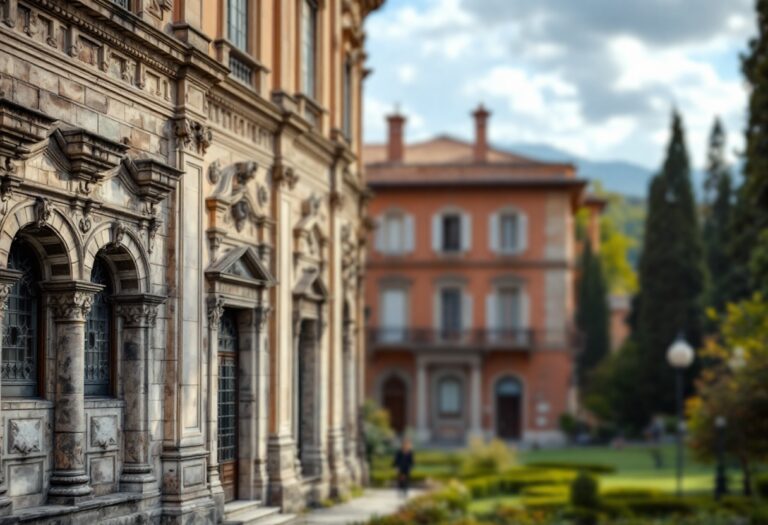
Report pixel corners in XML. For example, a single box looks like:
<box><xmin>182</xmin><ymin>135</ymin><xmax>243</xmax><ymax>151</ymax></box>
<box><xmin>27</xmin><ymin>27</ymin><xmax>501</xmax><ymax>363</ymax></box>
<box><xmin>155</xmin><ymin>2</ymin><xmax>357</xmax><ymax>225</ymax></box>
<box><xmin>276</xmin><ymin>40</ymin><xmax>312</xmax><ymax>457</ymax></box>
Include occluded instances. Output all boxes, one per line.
<box><xmin>393</xmin><ymin>438</ymin><xmax>414</xmax><ymax>499</ymax></box>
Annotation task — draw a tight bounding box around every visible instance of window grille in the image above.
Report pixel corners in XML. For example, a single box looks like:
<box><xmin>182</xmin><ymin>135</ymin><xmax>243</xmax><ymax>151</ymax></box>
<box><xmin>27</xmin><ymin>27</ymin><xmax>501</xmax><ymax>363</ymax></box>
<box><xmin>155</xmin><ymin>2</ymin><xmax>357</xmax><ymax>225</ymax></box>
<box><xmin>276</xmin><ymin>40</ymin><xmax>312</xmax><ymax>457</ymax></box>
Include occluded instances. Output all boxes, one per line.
<box><xmin>85</xmin><ymin>257</ymin><xmax>112</xmax><ymax>396</ymax></box>
<box><xmin>229</xmin><ymin>55</ymin><xmax>253</xmax><ymax>86</ymax></box>
<box><xmin>113</xmin><ymin>0</ymin><xmax>130</xmax><ymax>9</ymax></box>
<box><xmin>217</xmin><ymin>310</ymin><xmax>238</xmax><ymax>464</ymax></box>
<box><xmin>2</xmin><ymin>242</ymin><xmax>40</xmax><ymax>397</ymax></box>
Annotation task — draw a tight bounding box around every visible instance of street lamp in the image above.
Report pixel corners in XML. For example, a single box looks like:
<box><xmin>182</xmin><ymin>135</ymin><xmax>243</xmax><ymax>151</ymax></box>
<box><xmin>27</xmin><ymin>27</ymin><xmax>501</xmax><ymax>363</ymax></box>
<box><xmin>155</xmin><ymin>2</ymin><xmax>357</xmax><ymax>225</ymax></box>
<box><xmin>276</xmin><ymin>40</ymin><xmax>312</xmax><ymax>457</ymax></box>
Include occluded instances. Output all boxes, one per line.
<box><xmin>714</xmin><ymin>416</ymin><xmax>728</xmax><ymax>500</ymax></box>
<box><xmin>667</xmin><ymin>334</ymin><xmax>694</xmax><ymax>498</ymax></box>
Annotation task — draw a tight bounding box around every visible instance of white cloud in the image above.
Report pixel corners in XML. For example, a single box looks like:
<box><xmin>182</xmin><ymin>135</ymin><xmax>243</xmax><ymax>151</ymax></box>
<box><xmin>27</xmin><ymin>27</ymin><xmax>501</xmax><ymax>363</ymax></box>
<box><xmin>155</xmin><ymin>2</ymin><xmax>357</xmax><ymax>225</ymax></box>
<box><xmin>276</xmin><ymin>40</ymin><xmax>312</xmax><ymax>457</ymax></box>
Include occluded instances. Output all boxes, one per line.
<box><xmin>363</xmin><ymin>0</ymin><xmax>755</xmax><ymax>169</ymax></box>
<box><xmin>397</xmin><ymin>64</ymin><xmax>417</xmax><ymax>85</ymax></box>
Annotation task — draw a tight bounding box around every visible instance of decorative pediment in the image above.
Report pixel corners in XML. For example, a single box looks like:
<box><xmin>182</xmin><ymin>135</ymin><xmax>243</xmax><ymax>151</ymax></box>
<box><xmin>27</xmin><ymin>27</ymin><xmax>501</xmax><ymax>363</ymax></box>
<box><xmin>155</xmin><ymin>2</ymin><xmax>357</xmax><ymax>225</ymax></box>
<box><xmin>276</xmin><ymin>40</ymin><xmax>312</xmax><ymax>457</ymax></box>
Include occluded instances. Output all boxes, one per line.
<box><xmin>206</xmin><ymin>245</ymin><xmax>276</xmax><ymax>288</ymax></box>
<box><xmin>293</xmin><ymin>267</ymin><xmax>329</xmax><ymax>303</ymax></box>
<box><xmin>0</xmin><ymin>98</ymin><xmax>57</xmax><ymax>160</ymax></box>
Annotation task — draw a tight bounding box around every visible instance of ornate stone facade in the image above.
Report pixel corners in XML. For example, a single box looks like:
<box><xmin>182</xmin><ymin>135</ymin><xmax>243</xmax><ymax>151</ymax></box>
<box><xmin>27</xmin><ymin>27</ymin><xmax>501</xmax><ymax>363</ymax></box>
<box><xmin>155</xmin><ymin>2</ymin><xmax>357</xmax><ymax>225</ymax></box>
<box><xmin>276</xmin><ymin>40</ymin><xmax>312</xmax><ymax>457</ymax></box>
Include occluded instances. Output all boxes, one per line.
<box><xmin>0</xmin><ymin>0</ymin><xmax>380</xmax><ymax>522</ymax></box>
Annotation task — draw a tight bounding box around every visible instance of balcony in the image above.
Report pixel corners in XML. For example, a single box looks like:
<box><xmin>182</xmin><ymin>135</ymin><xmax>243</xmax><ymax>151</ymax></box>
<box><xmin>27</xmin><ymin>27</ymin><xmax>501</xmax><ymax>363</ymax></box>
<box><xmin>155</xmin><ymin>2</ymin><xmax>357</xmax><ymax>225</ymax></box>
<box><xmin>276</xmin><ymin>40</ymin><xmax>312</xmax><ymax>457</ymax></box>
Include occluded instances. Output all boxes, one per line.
<box><xmin>367</xmin><ymin>327</ymin><xmax>536</xmax><ymax>352</ymax></box>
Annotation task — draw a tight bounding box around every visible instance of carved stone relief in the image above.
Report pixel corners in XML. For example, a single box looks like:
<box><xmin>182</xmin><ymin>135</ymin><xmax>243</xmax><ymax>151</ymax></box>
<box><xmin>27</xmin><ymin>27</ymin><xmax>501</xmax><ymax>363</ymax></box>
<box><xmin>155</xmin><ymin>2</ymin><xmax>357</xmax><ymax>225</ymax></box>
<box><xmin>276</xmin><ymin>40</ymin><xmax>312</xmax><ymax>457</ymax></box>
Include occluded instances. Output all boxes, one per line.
<box><xmin>8</xmin><ymin>419</ymin><xmax>41</xmax><ymax>456</ymax></box>
<box><xmin>90</xmin><ymin>416</ymin><xmax>118</xmax><ymax>450</ymax></box>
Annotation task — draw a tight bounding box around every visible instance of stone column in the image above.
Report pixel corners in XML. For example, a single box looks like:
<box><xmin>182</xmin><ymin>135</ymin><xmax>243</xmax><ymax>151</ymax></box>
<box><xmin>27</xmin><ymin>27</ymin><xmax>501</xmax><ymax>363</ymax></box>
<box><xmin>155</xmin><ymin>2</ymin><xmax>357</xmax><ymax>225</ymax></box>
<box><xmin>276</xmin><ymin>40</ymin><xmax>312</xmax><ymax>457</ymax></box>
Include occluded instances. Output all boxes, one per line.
<box><xmin>415</xmin><ymin>358</ymin><xmax>430</xmax><ymax>444</ymax></box>
<box><xmin>46</xmin><ymin>281</ymin><xmax>102</xmax><ymax>505</ymax></box>
<box><xmin>205</xmin><ymin>297</ymin><xmax>225</xmax><ymax>519</ymax></box>
<box><xmin>0</xmin><ymin>270</ymin><xmax>22</xmax><ymax>515</ymax></box>
<box><xmin>469</xmin><ymin>359</ymin><xmax>483</xmax><ymax>439</ymax></box>
<box><xmin>116</xmin><ymin>294</ymin><xmax>164</xmax><ymax>494</ymax></box>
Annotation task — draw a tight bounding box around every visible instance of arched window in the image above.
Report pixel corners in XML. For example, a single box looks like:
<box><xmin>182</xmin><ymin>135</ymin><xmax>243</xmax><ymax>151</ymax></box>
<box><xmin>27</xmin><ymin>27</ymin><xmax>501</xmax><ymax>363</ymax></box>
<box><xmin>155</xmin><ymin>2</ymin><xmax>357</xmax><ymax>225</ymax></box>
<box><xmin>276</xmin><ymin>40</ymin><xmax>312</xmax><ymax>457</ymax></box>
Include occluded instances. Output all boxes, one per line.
<box><xmin>438</xmin><ymin>376</ymin><xmax>462</xmax><ymax>416</ymax></box>
<box><xmin>85</xmin><ymin>257</ymin><xmax>113</xmax><ymax>396</ymax></box>
<box><xmin>2</xmin><ymin>241</ymin><xmax>41</xmax><ymax>397</ymax></box>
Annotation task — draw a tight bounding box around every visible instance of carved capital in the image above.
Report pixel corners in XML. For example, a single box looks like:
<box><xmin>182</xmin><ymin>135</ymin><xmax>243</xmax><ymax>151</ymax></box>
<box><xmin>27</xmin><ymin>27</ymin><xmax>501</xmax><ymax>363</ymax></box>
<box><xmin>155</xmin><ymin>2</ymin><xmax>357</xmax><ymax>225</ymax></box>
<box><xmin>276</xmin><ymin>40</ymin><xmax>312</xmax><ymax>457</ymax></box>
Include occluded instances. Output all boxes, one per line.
<box><xmin>0</xmin><ymin>268</ymin><xmax>22</xmax><ymax>314</ymax></box>
<box><xmin>174</xmin><ymin>118</ymin><xmax>212</xmax><ymax>155</ymax></box>
<box><xmin>207</xmin><ymin>296</ymin><xmax>225</xmax><ymax>326</ymax></box>
<box><xmin>255</xmin><ymin>304</ymin><xmax>273</xmax><ymax>331</ymax></box>
<box><xmin>114</xmin><ymin>293</ymin><xmax>165</xmax><ymax>328</ymax></box>
<box><xmin>48</xmin><ymin>290</ymin><xmax>96</xmax><ymax>322</ymax></box>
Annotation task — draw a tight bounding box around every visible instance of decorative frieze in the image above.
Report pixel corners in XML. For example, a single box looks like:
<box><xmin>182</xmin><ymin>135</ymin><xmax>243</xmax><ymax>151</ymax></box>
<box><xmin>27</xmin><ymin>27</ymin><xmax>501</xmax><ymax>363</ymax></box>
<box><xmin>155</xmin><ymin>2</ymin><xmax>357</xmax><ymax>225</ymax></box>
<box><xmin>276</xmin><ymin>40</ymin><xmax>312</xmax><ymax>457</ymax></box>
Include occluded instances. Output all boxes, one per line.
<box><xmin>207</xmin><ymin>98</ymin><xmax>275</xmax><ymax>152</ymax></box>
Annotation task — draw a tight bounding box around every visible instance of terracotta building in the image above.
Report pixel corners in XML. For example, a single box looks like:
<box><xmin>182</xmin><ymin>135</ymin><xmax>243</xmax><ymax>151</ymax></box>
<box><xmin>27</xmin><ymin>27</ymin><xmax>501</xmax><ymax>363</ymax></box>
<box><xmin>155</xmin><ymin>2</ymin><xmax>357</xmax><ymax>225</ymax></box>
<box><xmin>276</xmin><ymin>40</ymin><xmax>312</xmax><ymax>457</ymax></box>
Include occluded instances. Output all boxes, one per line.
<box><xmin>0</xmin><ymin>0</ymin><xmax>381</xmax><ymax>523</ymax></box>
<box><xmin>364</xmin><ymin>107</ymin><xmax>588</xmax><ymax>446</ymax></box>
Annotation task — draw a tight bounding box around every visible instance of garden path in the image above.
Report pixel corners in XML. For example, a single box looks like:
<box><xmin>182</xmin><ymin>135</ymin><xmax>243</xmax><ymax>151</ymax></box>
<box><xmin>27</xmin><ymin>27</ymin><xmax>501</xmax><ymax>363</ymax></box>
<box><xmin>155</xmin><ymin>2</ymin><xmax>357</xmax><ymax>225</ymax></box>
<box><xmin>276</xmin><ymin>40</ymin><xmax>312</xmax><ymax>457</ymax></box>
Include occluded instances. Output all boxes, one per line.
<box><xmin>297</xmin><ymin>489</ymin><xmax>420</xmax><ymax>524</ymax></box>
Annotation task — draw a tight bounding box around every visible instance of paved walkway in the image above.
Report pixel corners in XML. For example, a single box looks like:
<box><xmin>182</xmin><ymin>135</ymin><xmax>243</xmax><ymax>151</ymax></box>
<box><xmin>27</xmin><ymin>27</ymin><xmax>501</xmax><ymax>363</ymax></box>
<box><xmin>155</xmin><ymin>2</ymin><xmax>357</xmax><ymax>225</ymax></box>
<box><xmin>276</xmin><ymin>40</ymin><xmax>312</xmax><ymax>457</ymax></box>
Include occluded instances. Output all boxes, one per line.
<box><xmin>298</xmin><ymin>489</ymin><xmax>418</xmax><ymax>525</ymax></box>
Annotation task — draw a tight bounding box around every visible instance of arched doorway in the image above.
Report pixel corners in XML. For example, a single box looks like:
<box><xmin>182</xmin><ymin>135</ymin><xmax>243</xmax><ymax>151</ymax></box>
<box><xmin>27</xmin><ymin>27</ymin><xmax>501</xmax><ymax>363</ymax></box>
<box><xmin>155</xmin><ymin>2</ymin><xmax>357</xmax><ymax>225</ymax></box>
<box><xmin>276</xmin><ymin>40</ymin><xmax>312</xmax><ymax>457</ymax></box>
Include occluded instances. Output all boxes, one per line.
<box><xmin>495</xmin><ymin>377</ymin><xmax>523</xmax><ymax>440</ymax></box>
<box><xmin>382</xmin><ymin>375</ymin><xmax>407</xmax><ymax>435</ymax></box>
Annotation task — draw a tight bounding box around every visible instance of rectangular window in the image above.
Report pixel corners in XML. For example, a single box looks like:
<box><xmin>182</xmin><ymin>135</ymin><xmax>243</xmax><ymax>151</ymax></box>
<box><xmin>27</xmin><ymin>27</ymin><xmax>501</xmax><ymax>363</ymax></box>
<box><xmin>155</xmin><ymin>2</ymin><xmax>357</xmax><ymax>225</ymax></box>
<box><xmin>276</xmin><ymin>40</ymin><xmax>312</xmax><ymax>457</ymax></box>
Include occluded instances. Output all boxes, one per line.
<box><xmin>500</xmin><ymin>214</ymin><xmax>519</xmax><ymax>252</ymax></box>
<box><xmin>381</xmin><ymin>289</ymin><xmax>407</xmax><ymax>342</ymax></box>
<box><xmin>498</xmin><ymin>287</ymin><xmax>521</xmax><ymax>331</ymax></box>
<box><xmin>228</xmin><ymin>0</ymin><xmax>248</xmax><ymax>50</ymax></box>
<box><xmin>438</xmin><ymin>378</ymin><xmax>462</xmax><ymax>416</ymax></box>
<box><xmin>442</xmin><ymin>214</ymin><xmax>461</xmax><ymax>252</ymax></box>
<box><xmin>440</xmin><ymin>288</ymin><xmax>462</xmax><ymax>337</ymax></box>
<box><xmin>113</xmin><ymin>0</ymin><xmax>130</xmax><ymax>9</ymax></box>
<box><xmin>301</xmin><ymin>0</ymin><xmax>318</xmax><ymax>98</ymax></box>
<box><xmin>343</xmin><ymin>58</ymin><xmax>353</xmax><ymax>138</ymax></box>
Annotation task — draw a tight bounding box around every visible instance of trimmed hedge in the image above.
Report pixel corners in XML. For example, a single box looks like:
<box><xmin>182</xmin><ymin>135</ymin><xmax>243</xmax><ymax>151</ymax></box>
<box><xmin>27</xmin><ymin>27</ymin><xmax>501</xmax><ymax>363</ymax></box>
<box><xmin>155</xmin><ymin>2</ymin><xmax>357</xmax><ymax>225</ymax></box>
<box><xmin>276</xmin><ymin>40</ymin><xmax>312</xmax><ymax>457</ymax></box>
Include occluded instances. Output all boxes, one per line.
<box><xmin>525</xmin><ymin>461</ymin><xmax>616</xmax><ymax>474</ymax></box>
<box><xmin>464</xmin><ymin>469</ymin><xmax>576</xmax><ymax>499</ymax></box>
<box><xmin>756</xmin><ymin>472</ymin><xmax>768</xmax><ymax>499</ymax></box>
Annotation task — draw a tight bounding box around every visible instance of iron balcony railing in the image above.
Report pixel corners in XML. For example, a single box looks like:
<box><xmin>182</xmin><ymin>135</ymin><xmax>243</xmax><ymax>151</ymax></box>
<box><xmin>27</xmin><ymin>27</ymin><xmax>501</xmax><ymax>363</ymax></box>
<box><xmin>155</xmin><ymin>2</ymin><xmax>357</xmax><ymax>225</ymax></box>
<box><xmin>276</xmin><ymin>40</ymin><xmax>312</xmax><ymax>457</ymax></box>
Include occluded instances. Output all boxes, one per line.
<box><xmin>367</xmin><ymin>327</ymin><xmax>537</xmax><ymax>350</ymax></box>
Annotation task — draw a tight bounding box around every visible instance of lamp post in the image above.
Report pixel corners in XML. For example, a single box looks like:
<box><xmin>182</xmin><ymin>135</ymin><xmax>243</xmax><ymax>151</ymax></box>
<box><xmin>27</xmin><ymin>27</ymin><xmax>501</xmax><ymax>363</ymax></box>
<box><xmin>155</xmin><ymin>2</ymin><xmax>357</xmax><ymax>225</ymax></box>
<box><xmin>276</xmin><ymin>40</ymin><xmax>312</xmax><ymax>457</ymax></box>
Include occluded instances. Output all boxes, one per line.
<box><xmin>667</xmin><ymin>334</ymin><xmax>694</xmax><ymax>498</ymax></box>
<box><xmin>714</xmin><ymin>416</ymin><xmax>728</xmax><ymax>500</ymax></box>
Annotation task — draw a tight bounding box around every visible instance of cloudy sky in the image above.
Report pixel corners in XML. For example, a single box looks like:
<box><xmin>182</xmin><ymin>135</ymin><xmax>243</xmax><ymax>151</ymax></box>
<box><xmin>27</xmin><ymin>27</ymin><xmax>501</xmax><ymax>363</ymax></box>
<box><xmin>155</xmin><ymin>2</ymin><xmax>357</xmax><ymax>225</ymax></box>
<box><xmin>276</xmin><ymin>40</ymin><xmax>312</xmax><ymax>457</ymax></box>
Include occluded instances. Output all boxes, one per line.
<box><xmin>363</xmin><ymin>0</ymin><xmax>756</xmax><ymax>170</ymax></box>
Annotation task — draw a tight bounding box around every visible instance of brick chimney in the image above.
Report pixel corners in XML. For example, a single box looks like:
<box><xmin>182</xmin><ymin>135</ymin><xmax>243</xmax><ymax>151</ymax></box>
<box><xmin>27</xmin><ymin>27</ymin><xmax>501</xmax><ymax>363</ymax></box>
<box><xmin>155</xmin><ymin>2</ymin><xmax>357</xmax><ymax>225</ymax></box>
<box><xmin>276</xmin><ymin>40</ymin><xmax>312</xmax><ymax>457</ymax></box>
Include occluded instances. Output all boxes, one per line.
<box><xmin>386</xmin><ymin>111</ymin><xmax>406</xmax><ymax>163</ymax></box>
<box><xmin>472</xmin><ymin>104</ymin><xmax>490</xmax><ymax>163</ymax></box>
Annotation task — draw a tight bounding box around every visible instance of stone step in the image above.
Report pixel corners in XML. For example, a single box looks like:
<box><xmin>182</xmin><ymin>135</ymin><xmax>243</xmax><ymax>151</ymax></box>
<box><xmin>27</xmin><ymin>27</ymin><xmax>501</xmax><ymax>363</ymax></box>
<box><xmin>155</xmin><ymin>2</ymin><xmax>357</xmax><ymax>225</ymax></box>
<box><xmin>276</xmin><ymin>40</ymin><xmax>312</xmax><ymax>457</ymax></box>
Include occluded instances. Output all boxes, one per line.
<box><xmin>224</xmin><ymin>501</ymin><xmax>295</xmax><ymax>525</ymax></box>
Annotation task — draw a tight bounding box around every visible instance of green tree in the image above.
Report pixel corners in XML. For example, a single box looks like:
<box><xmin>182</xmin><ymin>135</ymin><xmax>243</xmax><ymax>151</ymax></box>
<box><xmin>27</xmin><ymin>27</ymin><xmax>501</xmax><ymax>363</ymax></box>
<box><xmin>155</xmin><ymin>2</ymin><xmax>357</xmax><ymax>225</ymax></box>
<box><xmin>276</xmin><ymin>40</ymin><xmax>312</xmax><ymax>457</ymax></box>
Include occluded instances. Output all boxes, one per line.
<box><xmin>731</xmin><ymin>0</ymin><xmax>768</xmax><ymax>298</ymax></box>
<box><xmin>688</xmin><ymin>295</ymin><xmax>768</xmax><ymax>496</ymax></box>
<box><xmin>701</xmin><ymin>118</ymin><xmax>734</xmax><ymax>316</ymax></box>
<box><xmin>633</xmin><ymin>111</ymin><xmax>705</xmax><ymax>421</ymax></box>
<box><xmin>575</xmin><ymin>241</ymin><xmax>610</xmax><ymax>388</ymax></box>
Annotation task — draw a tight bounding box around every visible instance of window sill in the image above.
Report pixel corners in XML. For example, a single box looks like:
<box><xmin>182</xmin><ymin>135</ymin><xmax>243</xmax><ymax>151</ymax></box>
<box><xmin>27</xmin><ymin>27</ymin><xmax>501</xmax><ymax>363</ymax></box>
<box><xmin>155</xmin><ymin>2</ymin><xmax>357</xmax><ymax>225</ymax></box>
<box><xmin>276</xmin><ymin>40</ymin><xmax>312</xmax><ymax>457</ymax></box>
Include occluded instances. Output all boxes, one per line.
<box><xmin>85</xmin><ymin>397</ymin><xmax>125</xmax><ymax>409</ymax></box>
<box><xmin>2</xmin><ymin>398</ymin><xmax>54</xmax><ymax>410</ymax></box>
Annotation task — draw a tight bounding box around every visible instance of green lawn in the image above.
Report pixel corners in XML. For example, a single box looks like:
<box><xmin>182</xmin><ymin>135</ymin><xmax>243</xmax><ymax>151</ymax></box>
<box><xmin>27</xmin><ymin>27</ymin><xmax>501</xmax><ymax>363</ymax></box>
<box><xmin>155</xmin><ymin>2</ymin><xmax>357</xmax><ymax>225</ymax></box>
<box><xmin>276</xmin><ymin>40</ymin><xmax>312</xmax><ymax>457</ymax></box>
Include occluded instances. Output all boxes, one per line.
<box><xmin>463</xmin><ymin>444</ymin><xmax>745</xmax><ymax>516</ymax></box>
<box><xmin>519</xmin><ymin>444</ymin><xmax>736</xmax><ymax>494</ymax></box>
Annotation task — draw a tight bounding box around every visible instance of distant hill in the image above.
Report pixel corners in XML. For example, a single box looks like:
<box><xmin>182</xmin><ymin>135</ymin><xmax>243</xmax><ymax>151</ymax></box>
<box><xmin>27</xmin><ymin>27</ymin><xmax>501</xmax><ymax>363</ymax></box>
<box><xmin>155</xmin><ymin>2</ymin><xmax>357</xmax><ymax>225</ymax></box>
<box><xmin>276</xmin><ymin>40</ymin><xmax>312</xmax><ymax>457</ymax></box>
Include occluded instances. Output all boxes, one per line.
<box><xmin>502</xmin><ymin>142</ymin><xmax>655</xmax><ymax>198</ymax></box>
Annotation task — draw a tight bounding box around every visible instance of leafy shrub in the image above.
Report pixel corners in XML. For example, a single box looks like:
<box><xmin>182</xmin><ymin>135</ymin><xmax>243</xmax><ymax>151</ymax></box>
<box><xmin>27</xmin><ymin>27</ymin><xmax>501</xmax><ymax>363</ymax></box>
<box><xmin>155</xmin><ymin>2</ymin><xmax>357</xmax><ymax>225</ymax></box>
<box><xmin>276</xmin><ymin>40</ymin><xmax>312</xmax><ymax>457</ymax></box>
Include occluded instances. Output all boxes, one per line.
<box><xmin>362</xmin><ymin>400</ymin><xmax>395</xmax><ymax>459</ymax></box>
<box><xmin>601</xmin><ymin>487</ymin><xmax>661</xmax><ymax>499</ymax></box>
<box><xmin>562</xmin><ymin>507</ymin><xmax>600</xmax><ymax>525</ymax></box>
<box><xmin>461</xmin><ymin>438</ymin><xmax>516</xmax><ymax>477</ymax></box>
<box><xmin>464</xmin><ymin>469</ymin><xmax>575</xmax><ymax>499</ymax></box>
<box><xmin>526</xmin><ymin>461</ymin><xmax>616</xmax><ymax>474</ymax></box>
<box><xmin>570</xmin><ymin>472</ymin><xmax>599</xmax><ymax>509</ymax></box>
<box><xmin>605</xmin><ymin>496</ymin><xmax>695</xmax><ymax>516</ymax></box>
<box><xmin>756</xmin><ymin>472</ymin><xmax>768</xmax><ymax>499</ymax></box>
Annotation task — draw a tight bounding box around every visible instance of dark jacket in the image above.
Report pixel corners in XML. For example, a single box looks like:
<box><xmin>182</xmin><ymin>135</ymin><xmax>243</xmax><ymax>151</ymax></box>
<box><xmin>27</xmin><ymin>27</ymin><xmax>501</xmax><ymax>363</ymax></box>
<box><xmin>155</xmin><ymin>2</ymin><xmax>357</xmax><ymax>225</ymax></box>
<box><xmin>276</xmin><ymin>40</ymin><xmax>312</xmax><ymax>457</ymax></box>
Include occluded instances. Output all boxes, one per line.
<box><xmin>393</xmin><ymin>450</ymin><xmax>414</xmax><ymax>475</ymax></box>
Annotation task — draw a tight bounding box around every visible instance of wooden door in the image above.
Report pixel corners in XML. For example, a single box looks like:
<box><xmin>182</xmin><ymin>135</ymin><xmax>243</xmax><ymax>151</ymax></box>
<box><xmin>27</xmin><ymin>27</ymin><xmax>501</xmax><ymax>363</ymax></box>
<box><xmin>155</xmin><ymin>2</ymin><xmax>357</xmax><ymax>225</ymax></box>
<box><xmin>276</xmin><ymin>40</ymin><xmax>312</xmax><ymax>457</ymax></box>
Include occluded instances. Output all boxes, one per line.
<box><xmin>382</xmin><ymin>376</ymin><xmax>407</xmax><ymax>435</ymax></box>
<box><xmin>496</xmin><ymin>377</ymin><xmax>522</xmax><ymax>440</ymax></box>
<box><xmin>218</xmin><ymin>310</ymin><xmax>239</xmax><ymax>502</ymax></box>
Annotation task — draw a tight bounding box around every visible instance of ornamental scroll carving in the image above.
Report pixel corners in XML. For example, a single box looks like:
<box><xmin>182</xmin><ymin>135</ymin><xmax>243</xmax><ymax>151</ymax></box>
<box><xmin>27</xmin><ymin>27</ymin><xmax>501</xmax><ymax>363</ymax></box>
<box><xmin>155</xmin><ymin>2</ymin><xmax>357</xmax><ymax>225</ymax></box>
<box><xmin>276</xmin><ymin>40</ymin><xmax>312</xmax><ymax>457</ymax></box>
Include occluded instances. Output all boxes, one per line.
<box><xmin>48</xmin><ymin>291</ymin><xmax>94</xmax><ymax>322</ymax></box>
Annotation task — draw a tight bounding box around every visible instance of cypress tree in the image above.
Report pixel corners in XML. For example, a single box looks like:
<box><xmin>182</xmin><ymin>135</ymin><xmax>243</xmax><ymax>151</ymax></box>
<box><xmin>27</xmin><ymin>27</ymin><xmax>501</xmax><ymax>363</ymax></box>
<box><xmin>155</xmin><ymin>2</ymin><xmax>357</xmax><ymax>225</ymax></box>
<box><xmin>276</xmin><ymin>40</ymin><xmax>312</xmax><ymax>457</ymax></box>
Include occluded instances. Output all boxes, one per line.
<box><xmin>575</xmin><ymin>240</ymin><xmax>610</xmax><ymax>388</ymax></box>
<box><xmin>634</xmin><ymin>111</ymin><xmax>705</xmax><ymax>419</ymax></box>
<box><xmin>731</xmin><ymin>0</ymin><xmax>768</xmax><ymax>297</ymax></box>
<box><xmin>702</xmin><ymin>118</ymin><xmax>734</xmax><ymax>315</ymax></box>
